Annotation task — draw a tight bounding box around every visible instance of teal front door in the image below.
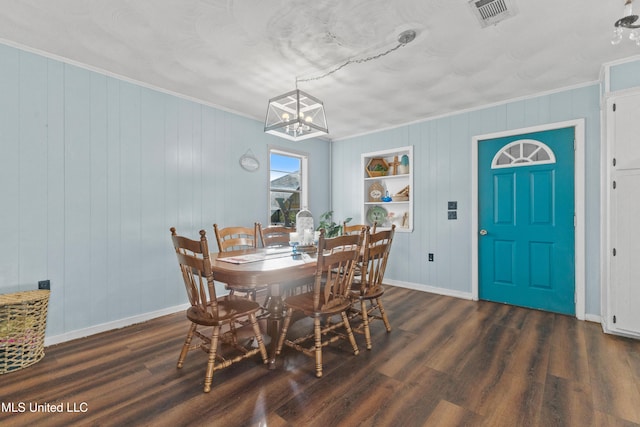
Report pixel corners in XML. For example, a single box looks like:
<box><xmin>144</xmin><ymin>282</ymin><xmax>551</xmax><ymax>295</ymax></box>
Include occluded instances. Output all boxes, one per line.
<box><xmin>478</xmin><ymin>127</ymin><xmax>575</xmax><ymax>315</ymax></box>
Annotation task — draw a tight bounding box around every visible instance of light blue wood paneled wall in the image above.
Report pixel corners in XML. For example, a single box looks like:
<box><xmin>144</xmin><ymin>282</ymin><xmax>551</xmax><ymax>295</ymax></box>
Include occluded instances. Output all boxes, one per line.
<box><xmin>4</xmin><ymin>40</ymin><xmax>632</xmax><ymax>336</ymax></box>
<box><xmin>332</xmin><ymin>84</ymin><xmax>603</xmax><ymax>316</ymax></box>
<box><xmin>609</xmin><ymin>59</ymin><xmax>640</xmax><ymax>92</ymax></box>
<box><xmin>0</xmin><ymin>44</ymin><xmax>330</xmax><ymax>338</ymax></box>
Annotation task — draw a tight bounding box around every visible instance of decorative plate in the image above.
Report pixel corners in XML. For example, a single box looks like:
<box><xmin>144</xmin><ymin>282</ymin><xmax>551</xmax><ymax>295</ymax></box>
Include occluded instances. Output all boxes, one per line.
<box><xmin>367</xmin><ymin>206</ymin><xmax>387</xmax><ymax>225</ymax></box>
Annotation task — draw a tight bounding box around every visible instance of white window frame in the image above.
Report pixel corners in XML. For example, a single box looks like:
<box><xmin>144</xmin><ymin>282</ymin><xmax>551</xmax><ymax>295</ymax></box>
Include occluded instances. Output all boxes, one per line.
<box><xmin>268</xmin><ymin>146</ymin><xmax>309</xmax><ymax>226</ymax></box>
<box><xmin>491</xmin><ymin>139</ymin><xmax>556</xmax><ymax>169</ymax></box>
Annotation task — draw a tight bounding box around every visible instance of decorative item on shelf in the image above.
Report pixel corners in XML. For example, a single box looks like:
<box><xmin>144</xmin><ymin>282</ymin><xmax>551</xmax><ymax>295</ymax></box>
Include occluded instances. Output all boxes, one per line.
<box><xmin>367</xmin><ymin>205</ymin><xmax>388</xmax><ymax>226</ymax></box>
<box><xmin>390</xmin><ymin>155</ymin><xmax>400</xmax><ymax>175</ymax></box>
<box><xmin>368</xmin><ymin>181</ymin><xmax>385</xmax><ymax>202</ymax></box>
<box><xmin>398</xmin><ymin>154</ymin><xmax>410</xmax><ymax>174</ymax></box>
<box><xmin>381</xmin><ymin>190</ymin><xmax>392</xmax><ymax>202</ymax></box>
<box><xmin>401</xmin><ymin>212</ymin><xmax>409</xmax><ymax>228</ymax></box>
<box><xmin>366</xmin><ymin>158</ymin><xmax>389</xmax><ymax>177</ymax></box>
<box><xmin>386</xmin><ymin>211</ymin><xmax>396</xmax><ymax>227</ymax></box>
<box><xmin>392</xmin><ymin>185</ymin><xmax>410</xmax><ymax>202</ymax></box>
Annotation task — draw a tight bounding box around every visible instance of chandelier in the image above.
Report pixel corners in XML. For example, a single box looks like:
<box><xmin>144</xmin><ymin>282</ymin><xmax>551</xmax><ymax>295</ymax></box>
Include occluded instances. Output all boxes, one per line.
<box><xmin>264</xmin><ymin>30</ymin><xmax>417</xmax><ymax>141</ymax></box>
<box><xmin>613</xmin><ymin>0</ymin><xmax>640</xmax><ymax>45</ymax></box>
<box><xmin>264</xmin><ymin>88</ymin><xmax>328</xmax><ymax>141</ymax></box>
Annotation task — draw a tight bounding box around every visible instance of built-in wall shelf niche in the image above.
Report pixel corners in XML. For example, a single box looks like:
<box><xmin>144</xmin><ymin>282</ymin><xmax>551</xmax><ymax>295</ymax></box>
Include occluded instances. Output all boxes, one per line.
<box><xmin>361</xmin><ymin>146</ymin><xmax>413</xmax><ymax>233</ymax></box>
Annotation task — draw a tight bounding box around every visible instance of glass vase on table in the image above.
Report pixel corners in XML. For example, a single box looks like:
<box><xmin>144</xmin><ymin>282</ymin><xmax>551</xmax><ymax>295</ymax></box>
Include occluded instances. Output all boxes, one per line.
<box><xmin>289</xmin><ymin>232</ymin><xmax>301</xmax><ymax>259</ymax></box>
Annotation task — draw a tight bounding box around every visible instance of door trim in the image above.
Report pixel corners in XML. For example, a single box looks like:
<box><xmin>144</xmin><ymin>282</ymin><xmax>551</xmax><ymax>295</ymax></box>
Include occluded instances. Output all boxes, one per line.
<box><xmin>471</xmin><ymin>119</ymin><xmax>586</xmax><ymax>320</ymax></box>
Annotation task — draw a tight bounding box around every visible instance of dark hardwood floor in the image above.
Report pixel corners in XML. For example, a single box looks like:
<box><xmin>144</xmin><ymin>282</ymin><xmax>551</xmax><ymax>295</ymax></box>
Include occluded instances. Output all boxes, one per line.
<box><xmin>2</xmin><ymin>287</ymin><xmax>640</xmax><ymax>427</ymax></box>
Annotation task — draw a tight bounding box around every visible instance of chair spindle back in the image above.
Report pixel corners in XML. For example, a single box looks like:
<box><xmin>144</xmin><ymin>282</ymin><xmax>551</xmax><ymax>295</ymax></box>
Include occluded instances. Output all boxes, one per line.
<box><xmin>360</xmin><ymin>226</ymin><xmax>395</xmax><ymax>295</ymax></box>
<box><xmin>213</xmin><ymin>223</ymin><xmax>258</xmax><ymax>252</ymax></box>
<box><xmin>258</xmin><ymin>223</ymin><xmax>295</xmax><ymax>248</ymax></box>
<box><xmin>170</xmin><ymin>228</ymin><xmax>218</xmax><ymax>319</ymax></box>
<box><xmin>314</xmin><ymin>228</ymin><xmax>365</xmax><ymax>311</ymax></box>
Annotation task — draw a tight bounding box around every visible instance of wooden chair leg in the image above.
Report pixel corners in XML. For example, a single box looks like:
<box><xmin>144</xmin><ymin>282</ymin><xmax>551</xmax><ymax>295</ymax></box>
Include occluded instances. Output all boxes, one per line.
<box><xmin>314</xmin><ymin>315</ymin><xmax>323</xmax><ymax>378</ymax></box>
<box><xmin>203</xmin><ymin>325</ymin><xmax>220</xmax><ymax>393</ymax></box>
<box><xmin>377</xmin><ymin>298</ymin><xmax>392</xmax><ymax>332</ymax></box>
<box><xmin>341</xmin><ymin>311</ymin><xmax>359</xmax><ymax>356</ymax></box>
<box><xmin>276</xmin><ymin>308</ymin><xmax>293</xmax><ymax>355</ymax></box>
<box><xmin>360</xmin><ymin>299</ymin><xmax>372</xmax><ymax>350</ymax></box>
<box><xmin>177</xmin><ymin>323</ymin><xmax>197</xmax><ymax>368</ymax></box>
<box><xmin>249</xmin><ymin>313</ymin><xmax>268</xmax><ymax>363</ymax></box>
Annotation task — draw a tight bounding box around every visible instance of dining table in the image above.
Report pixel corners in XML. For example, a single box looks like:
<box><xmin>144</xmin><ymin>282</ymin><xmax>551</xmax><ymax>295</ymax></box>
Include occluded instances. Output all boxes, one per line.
<box><xmin>210</xmin><ymin>247</ymin><xmax>317</xmax><ymax>368</ymax></box>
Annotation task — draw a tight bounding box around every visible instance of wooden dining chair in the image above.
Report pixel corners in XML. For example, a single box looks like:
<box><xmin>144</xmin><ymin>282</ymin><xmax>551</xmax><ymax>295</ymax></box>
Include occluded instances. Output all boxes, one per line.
<box><xmin>169</xmin><ymin>227</ymin><xmax>268</xmax><ymax>393</ymax></box>
<box><xmin>342</xmin><ymin>222</ymin><xmax>373</xmax><ymax>278</ymax></box>
<box><xmin>257</xmin><ymin>223</ymin><xmax>295</xmax><ymax>248</ymax></box>
<box><xmin>349</xmin><ymin>224</ymin><xmax>395</xmax><ymax>350</ymax></box>
<box><xmin>256</xmin><ymin>223</ymin><xmax>298</xmax><ymax>305</ymax></box>
<box><xmin>275</xmin><ymin>228</ymin><xmax>365</xmax><ymax>378</ymax></box>
<box><xmin>213</xmin><ymin>223</ymin><xmax>263</xmax><ymax>300</ymax></box>
<box><xmin>343</xmin><ymin>221</ymin><xmax>376</xmax><ymax>235</ymax></box>
<box><xmin>213</xmin><ymin>223</ymin><xmax>258</xmax><ymax>252</ymax></box>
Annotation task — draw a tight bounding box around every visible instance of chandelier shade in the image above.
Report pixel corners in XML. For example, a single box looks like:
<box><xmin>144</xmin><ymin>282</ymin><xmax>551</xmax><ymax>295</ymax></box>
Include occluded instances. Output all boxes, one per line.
<box><xmin>613</xmin><ymin>0</ymin><xmax>640</xmax><ymax>45</ymax></box>
<box><xmin>264</xmin><ymin>89</ymin><xmax>328</xmax><ymax>141</ymax></box>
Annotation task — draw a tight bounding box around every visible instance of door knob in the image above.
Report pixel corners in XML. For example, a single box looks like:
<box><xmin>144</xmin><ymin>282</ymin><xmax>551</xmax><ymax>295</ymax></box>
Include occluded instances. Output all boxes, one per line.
<box><xmin>479</xmin><ymin>229</ymin><xmax>488</xmax><ymax>236</ymax></box>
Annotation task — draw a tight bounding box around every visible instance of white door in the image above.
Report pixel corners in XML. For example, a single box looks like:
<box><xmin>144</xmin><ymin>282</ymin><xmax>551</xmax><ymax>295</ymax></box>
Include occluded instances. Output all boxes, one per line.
<box><xmin>607</xmin><ymin>92</ymin><xmax>640</xmax><ymax>336</ymax></box>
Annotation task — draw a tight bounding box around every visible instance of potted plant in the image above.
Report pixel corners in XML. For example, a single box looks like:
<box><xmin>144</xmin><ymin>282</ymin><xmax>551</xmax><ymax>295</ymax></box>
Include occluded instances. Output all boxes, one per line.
<box><xmin>316</xmin><ymin>211</ymin><xmax>352</xmax><ymax>238</ymax></box>
<box><xmin>366</xmin><ymin>158</ymin><xmax>389</xmax><ymax>177</ymax></box>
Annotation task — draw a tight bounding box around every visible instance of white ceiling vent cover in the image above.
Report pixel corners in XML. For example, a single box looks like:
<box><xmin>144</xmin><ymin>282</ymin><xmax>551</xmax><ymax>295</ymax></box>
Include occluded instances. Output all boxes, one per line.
<box><xmin>468</xmin><ymin>0</ymin><xmax>517</xmax><ymax>28</ymax></box>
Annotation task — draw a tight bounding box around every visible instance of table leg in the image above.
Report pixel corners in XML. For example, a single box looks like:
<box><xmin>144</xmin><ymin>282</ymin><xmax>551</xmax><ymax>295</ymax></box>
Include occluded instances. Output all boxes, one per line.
<box><xmin>266</xmin><ymin>284</ymin><xmax>283</xmax><ymax>369</ymax></box>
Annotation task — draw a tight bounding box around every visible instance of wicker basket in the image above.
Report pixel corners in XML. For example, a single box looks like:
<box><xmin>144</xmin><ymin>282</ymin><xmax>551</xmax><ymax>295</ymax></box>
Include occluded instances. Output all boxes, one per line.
<box><xmin>0</xmin><ymin>290</ymin><xmax>50</xmax><ymax>374</ymax></box>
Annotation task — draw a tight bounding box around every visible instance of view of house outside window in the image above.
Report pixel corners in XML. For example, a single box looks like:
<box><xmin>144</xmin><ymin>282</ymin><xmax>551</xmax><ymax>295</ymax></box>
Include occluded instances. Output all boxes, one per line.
<box><xmin>269</xmin><ymin>148</ymin><xmax>308</xmax><ymax>227</ymax></box>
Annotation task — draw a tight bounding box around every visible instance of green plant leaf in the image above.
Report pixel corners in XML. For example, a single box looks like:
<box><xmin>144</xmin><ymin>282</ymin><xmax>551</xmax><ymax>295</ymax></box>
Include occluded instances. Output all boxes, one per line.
<box><xmin>317</xmin><ymin>211</ymin><xmax>353</xmax><ymax>238</ymax></box>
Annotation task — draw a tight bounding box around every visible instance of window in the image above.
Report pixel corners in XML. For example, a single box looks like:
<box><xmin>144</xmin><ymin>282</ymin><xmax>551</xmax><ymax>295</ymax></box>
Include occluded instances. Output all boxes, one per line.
<box><xmin>491</xmin><ymin>139</ymin><xmax>556</xmax><ymax>169</ymax></box>
<box><xmin>268</xmin><ymin>147</ymin><xmax>308</xmax><ymax>226</ymax></box>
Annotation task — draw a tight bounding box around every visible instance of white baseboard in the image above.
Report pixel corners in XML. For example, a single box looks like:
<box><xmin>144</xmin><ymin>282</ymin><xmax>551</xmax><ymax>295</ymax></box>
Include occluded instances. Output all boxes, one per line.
<box><xmin>387</xmin><ymin>280</ymin><xmax>602</xmax><ymax>322</ymax></box>
<box><xmin>44</xmin><ymin>284</ymin><xmax>602</xmax><ymax>347</ymax></box>
<box><xmin>386</xmin><ymin>279</ymin><xmax>475</xmax><ymax>301</ymax></box>
<box><xmin>44</xmin><ymin>303</ymin><xmax>190</xmax><ymax>347</ymax></box>
<box><xmin>584</xmin><ymin>313</ymin><xmax>601</xmax><ymax>323</ymax></box>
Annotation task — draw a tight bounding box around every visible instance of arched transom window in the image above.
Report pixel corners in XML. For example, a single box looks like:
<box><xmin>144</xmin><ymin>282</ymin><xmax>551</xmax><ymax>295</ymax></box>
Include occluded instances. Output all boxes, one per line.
<box><xmin>491</xmin><ymin>139</ymin><xmax>556</xmax><ymax>169</ymax></box>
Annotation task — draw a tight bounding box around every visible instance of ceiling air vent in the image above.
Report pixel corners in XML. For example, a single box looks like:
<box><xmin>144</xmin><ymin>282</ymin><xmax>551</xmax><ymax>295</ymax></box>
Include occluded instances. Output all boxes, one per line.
<box><xmin>468</xmin><ymin>0</ymin><xmax>517</xmax><ymax>28</ymax></box>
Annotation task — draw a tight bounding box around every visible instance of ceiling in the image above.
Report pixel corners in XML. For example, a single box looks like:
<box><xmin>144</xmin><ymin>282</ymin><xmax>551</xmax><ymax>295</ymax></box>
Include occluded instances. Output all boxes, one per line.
<box><xmin>0</xmin><ymin>0</ymin><xmax>638</xmax><ymax>140</ymax></box>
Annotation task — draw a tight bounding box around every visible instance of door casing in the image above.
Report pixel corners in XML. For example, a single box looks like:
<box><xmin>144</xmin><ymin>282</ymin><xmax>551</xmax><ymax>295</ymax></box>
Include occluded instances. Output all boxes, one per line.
<box><xmin>471</xmin><ymin>119</ymin><xmax>586</xmax><ymax>320</ymax></box>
